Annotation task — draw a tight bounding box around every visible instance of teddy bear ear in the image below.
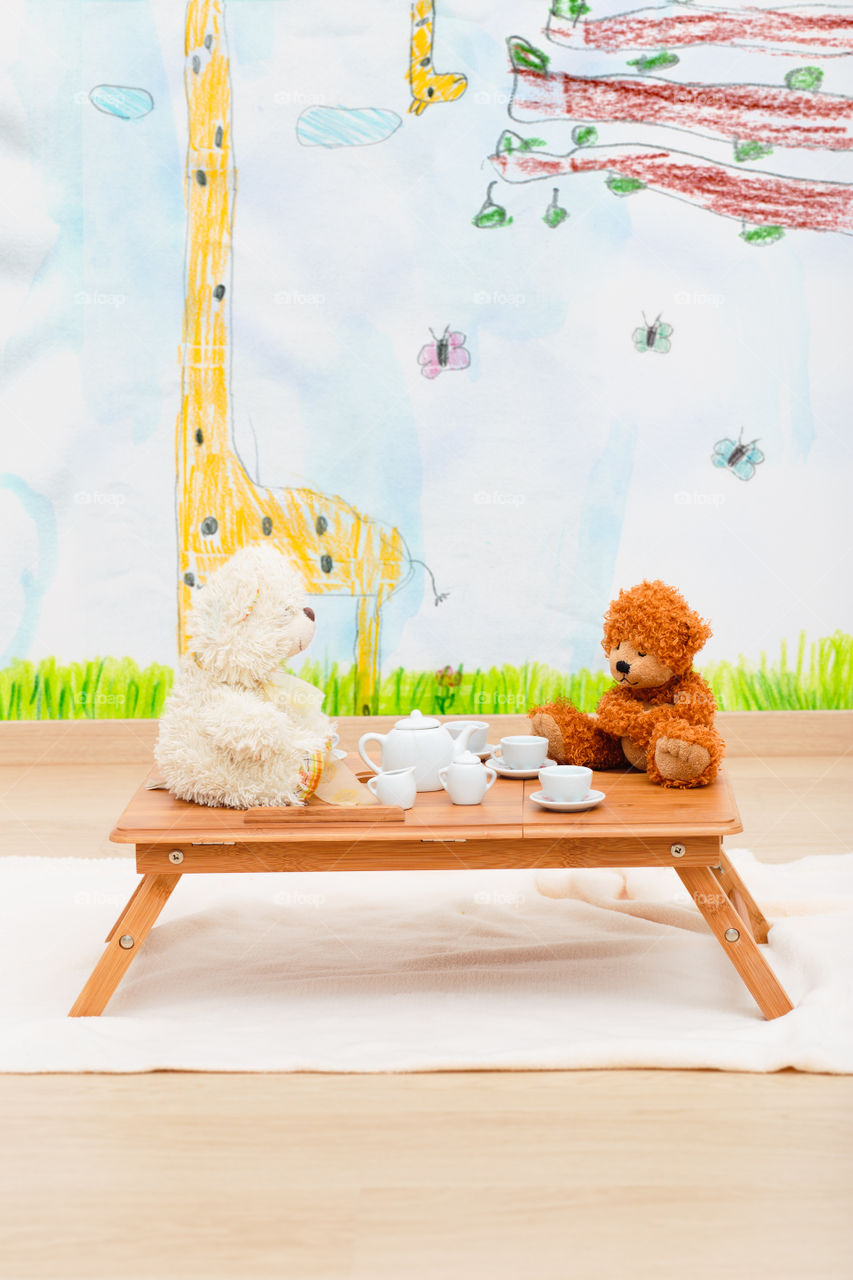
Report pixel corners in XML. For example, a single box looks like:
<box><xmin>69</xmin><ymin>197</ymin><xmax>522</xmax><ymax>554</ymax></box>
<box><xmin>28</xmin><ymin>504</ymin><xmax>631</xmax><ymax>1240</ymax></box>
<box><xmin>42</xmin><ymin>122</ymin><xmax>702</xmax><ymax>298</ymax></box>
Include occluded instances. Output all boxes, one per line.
<box><xmin>228</xmin><ymin>568</ymin><xmax>263</xmax><ymax>625</ymax></box>
<box><xmin>682</xmin><ymin>609</ymin><xmax>713</xmax><ymax>654</ymax></box>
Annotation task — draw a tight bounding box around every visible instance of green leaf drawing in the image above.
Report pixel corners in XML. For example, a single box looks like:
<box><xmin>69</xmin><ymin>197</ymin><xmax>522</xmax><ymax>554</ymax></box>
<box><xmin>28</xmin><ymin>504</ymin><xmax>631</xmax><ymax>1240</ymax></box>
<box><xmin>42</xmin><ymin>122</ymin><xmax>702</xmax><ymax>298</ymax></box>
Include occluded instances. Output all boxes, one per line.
<box><xmin>733</xmin><ymin>139</ymin><xmax>774</xmax><ymax>163</ymax></box>
<box><xmin>785</xmin><ymin>66</ymin><xmax>824</xmax><ymax>91</ymax></box>
<box><xmin>626</xmin><ymin>50</ymin><xmax>680</xmax><ymax>72</ymax></box>
<box><xmin>606</xmin><ymin>176</ymin><xmax>646</xmax><ymax>196</ymax></box>
<box><xmin>552</xmin><ymin>0</ymin><xmax>591</xmax><ymax>21</ymax></box>
<box><xmin>498</xmin><ymin>131</ymin><xmax>544</xmax><ymax>155</ymax></box>
<box><xmin>472</xmin><ymin>181</ymin><xmax>512</xmax><ymax>229</ymax></box>
<box><xmin>740</xmin><ymin>224</ymin><xmax>786</xmax><ymax>246</ymax></box>
<box><xmin>543</xmin><ymin>189</ymin><xmax>569</xmax><ymax>227</ymax></box>
<box><xmin>507</xmin><ymin>37</ymin><xmax>550</xmax><ymax>75</ymax></box>
<box><xmin>572</xmin><ymin>125</ymin><xmax>598</xmax><ymax>147</ymax></box>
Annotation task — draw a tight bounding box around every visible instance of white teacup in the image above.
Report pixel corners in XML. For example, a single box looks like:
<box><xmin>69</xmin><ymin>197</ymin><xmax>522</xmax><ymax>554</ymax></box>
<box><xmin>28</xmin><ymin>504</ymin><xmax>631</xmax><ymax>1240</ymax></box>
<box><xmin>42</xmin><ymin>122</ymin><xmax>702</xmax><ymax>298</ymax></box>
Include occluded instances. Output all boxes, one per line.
<box><xmin>446</xmin><ymin>720</ymin><xmax>490</xmax><ymax>753</ymax></box>
<box><xmin>538</xmin><ymin>764</ymin><xmax>592</xmax><ymax>802</ymax></box>
<box><xmin>496</xmin><ymin>735</ymin><xmax>548</xmax><ymax>771</ymax></box>
<box><xmin>367</xmin><ymin>767</ymin><xmax>416</xmax><ymax>810</ymax></box>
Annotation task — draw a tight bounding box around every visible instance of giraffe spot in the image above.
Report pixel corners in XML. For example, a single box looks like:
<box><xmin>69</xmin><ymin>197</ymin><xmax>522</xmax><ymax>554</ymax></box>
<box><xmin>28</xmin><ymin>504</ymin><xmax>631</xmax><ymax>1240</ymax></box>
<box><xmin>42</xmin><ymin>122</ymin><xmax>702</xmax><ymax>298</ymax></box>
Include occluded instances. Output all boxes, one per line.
<box><xmin>427</xmin><ymin>87</ymin><xmax>435</xmax><ymax>98</ymax></box>
<box><xmin>213</xmin><ymin>284</ymin><xmax>225</xmax><ymax>300</ymax></box>
<box><xmin>195</xmin><ymin>428</ymin><xmax>203</xmax><ymax>445</ymax></box>
<box><xmin>204</xmin><ymin>33</ymin><xmax>213</xmax><ymax>50</ymax></box>
<box><xmin>315</xmin><ymin>515</ymin><xmax>328</xmax><ymax>535</ymax></box>
<box><xmin>196</xmin><ymin>169</ymin><xmax>206</xmax><ymax>185</ymax></box>
<box><xmin>261</xmin><ymin>516</ymin><xmax>273</xmax><ymax>536</ymax></box>
<box><xmin>192</xmin><ymin>55</ymin><xmax>200</xmax><ymax>74</ymax></box>
<box><xmin>214</xmin><ymin>125</ymin><xmax>223</xmax><ymax>148</ymax></box>
<box><xmin>420</xmin><ymin>57</ymin><xmax>431</xmax><ymax>67</ymax></box>
<box><xmin>184</xmin><ymin>571</ymin><xmax>196</xmax><ymax>587</ymax></box>
<box><xmin>201</xmin><ymin>516</ymin><xmax>218</xmax><ymax>536</ymax></box>
<box><xmin>320</xmin><ymin>554</ymin><xmax>333</xmax><ymax>574</ymax></box>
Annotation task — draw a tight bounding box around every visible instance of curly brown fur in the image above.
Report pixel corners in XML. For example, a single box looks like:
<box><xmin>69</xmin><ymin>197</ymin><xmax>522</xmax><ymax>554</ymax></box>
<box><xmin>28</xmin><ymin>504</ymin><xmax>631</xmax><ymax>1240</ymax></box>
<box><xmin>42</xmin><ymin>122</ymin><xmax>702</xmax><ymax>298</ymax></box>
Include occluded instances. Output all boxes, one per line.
<box><xmin>530</xmin><ymin>701</ymin><xmax>626</xmax><ymax>769</ymax></box>
<box><xmin>602</xmin><ymin>580</ymin><xmax>712</xmax><ymax>675</ymax></box>
<box><xmin>530</xmin><ymin>582</ymin><xmax>724</xmax><ymax>789</ymax></box>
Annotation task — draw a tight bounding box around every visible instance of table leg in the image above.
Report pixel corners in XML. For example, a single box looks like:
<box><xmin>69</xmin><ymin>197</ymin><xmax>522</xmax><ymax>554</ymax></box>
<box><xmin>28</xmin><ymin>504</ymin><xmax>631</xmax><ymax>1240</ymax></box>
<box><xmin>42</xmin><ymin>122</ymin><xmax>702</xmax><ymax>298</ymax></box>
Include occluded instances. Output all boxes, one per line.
<box><xmin>69</xmin><ymin>874</ymin><xmax>180</xmax><ymax>1017</ymax></box>
<box><xmin>676</xmin><ymin>866</ymin><xmax>793</xmax><ymax>1021</ymax></box>
<box><xmin>713</xmin><ymin>851</ymin><xmax>771</xmax><ymax>944</ymax></box>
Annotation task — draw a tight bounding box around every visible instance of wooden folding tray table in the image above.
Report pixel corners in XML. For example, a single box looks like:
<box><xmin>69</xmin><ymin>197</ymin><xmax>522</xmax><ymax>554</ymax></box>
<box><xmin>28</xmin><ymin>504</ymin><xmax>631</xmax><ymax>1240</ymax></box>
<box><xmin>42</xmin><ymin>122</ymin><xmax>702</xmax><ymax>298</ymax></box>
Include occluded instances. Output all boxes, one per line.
<box><xmin>69</xmin><ymin>761</ymin><xmax>794</xmax><ymax>1020</ymax></box>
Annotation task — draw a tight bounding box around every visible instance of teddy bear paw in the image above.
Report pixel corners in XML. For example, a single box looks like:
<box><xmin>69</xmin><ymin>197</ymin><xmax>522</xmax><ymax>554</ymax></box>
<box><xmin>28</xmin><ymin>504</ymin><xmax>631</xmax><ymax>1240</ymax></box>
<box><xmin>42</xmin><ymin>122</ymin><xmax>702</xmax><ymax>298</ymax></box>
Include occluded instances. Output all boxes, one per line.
<box><xmin>530</xmin><ymin>711</ymin><xmax>565</xmax><ymax>764</ymax></box>
<box><xmin>620</xmin><ymin>736</ymin><xmax>647</xmax><ymax>771</ymax></box>
<box><xmin>654</xmin><ymin>736</ymin><xmax>710</xmax><ymax>781</ymax></box>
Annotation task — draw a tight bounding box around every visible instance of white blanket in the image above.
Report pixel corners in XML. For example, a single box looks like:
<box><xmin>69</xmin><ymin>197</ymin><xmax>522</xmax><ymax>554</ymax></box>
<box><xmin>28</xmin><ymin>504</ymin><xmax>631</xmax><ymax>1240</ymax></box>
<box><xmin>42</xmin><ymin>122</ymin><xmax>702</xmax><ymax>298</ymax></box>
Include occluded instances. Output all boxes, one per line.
<box><xmin>1</xmin><ymin>851</ymin><xmax>851</xmax><ymax>1073</ymax></box>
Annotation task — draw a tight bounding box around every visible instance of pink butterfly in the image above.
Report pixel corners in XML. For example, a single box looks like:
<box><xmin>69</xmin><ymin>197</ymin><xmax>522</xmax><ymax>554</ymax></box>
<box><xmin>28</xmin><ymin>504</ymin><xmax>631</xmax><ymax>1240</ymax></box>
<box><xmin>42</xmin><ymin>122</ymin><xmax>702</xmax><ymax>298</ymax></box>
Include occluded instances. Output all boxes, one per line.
<box><xmin>418</xmin><ymin>326</ymin><xmax>470</xmax><ymax>379</ymax></box>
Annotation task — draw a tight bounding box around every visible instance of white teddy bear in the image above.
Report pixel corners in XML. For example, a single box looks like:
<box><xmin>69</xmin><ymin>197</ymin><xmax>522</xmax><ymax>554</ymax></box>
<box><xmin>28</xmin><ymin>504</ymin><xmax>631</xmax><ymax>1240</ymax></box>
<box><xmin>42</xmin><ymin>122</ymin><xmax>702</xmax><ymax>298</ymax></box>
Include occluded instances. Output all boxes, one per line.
<box><xmin>155</xmin><ymin>544</ymin><xmax>333</xmax><ymax>808</ymax></box>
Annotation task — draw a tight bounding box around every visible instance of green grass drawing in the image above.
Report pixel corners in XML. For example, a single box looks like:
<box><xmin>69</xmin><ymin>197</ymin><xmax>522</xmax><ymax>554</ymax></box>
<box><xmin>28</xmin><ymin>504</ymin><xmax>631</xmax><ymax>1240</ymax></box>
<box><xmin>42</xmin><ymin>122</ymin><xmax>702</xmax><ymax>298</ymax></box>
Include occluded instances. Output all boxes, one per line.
<box><xmin>0</xmin><ymin>656</ymin><xmax>174</xmax><ymax>720</ymax></box>
<box><xmin>1</xmin><ymin>633</ymin><xmax>851</xmax><ymax>719</ymax></box>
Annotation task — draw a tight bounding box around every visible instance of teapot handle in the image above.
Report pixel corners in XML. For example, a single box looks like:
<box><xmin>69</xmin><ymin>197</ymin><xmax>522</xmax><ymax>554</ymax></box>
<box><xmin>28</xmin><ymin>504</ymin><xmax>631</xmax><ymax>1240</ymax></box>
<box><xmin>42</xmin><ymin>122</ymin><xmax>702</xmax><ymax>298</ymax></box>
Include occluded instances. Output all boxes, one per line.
<box><xmin>357</xmin><ymin>732</ymin><xmax>385</xmax><ymax>774</ymax></box>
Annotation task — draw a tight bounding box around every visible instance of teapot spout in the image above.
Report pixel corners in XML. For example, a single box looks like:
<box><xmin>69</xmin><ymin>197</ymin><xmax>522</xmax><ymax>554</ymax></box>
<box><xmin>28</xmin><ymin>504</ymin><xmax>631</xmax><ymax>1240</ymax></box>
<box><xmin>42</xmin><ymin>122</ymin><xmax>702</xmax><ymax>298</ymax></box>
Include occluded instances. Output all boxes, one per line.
<box><xmin>450</xmin><ymin>723</ymin><xmax>478</xmax><ymax>757</ymax></box>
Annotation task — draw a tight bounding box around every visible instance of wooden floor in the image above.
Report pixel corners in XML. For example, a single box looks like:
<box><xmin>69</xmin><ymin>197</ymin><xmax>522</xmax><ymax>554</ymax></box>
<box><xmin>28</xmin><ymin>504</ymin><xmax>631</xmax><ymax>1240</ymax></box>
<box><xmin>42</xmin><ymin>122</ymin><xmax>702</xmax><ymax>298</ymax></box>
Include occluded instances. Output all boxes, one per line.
<box><xmin>0</xmin><ymin>745</ymin><xmax>852</xmax><ymax>1279</ymax></box>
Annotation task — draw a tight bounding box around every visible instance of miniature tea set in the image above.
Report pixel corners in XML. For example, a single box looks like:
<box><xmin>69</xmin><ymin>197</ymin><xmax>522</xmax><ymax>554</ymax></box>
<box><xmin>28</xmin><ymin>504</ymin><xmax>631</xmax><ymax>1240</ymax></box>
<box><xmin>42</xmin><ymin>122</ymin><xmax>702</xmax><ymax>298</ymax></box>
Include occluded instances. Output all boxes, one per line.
<box><xmin>357</xmin><ymin>710</ymin><xmax>604</xmax><ymax>811</ymax></box>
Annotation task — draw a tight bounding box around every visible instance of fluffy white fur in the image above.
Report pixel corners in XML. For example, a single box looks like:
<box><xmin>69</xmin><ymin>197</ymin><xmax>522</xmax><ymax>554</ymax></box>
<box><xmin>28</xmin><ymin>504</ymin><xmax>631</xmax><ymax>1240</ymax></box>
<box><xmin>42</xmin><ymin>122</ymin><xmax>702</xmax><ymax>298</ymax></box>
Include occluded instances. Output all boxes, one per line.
<box><xmin>155</xmin><ymin>545</ymin><xmax>332</xmax><ymax>808</ymax></box>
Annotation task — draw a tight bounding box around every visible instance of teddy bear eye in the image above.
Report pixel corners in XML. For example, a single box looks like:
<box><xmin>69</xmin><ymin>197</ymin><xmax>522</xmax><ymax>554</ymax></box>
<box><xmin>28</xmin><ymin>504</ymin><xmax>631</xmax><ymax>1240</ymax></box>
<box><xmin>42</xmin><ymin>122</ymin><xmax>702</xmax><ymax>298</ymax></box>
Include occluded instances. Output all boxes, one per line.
<box><xmin>637</xmin><ymin>651</ymin><xmax>646</xmax><ymax>658</ymax></box>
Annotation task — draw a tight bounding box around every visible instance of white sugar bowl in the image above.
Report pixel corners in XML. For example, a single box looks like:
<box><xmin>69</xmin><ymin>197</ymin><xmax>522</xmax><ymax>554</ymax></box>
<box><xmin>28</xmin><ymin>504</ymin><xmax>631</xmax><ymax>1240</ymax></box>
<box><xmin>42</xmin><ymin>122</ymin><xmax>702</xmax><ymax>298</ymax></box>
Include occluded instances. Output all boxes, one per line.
<box><xmin>438</xmin><ymin>751</ymin><xmax>497</xmax><ymax>806</ymax></box>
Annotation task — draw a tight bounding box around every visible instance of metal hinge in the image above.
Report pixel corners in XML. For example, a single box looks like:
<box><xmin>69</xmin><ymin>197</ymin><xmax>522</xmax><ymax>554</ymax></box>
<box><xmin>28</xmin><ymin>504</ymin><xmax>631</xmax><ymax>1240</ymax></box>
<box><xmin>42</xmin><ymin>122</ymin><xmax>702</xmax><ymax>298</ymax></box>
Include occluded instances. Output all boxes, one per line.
<box><xmin>420</xmin><ymin>838</ymin><xmax>467</xmax><ymax>843</ymax></box>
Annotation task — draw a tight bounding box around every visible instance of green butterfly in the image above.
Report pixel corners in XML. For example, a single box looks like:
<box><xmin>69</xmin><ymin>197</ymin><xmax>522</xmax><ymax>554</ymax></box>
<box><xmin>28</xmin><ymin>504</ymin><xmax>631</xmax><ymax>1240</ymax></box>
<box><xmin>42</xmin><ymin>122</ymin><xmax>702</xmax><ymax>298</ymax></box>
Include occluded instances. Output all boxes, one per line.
<box><xmin>633</xmin><ymin>312</ymin><xmax>673</xmax><ymax>354</ymax></box>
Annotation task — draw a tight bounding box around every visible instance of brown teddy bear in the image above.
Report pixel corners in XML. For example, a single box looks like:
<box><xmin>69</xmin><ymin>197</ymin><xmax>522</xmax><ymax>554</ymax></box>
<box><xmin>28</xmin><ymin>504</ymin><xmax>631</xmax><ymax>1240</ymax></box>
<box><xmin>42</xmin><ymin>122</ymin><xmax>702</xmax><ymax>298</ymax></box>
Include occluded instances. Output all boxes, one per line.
<box><xmin>530</xmin><ymin>580</ymin><xmax>724</xmax><ymax>788</ymax></box>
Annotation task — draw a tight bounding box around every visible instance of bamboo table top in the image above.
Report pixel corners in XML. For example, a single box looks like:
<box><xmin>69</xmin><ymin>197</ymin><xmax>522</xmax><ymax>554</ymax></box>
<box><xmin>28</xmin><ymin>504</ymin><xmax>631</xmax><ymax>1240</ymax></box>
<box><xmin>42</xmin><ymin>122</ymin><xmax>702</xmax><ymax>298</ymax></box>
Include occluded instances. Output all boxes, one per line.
<box><xmin>112</xmin><ymin>760</ymin><xmax>743</xmax><ymax>874</ymax></box>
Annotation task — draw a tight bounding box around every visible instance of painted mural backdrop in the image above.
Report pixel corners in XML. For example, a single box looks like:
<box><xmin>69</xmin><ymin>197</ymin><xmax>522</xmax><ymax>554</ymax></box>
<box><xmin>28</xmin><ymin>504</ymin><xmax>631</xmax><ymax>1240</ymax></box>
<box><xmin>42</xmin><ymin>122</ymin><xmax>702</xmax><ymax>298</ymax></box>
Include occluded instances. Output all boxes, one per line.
<box><xmin>1</xmin><ymin>0</ymin><xmax>851</xmax><ymax>716</ymax></box>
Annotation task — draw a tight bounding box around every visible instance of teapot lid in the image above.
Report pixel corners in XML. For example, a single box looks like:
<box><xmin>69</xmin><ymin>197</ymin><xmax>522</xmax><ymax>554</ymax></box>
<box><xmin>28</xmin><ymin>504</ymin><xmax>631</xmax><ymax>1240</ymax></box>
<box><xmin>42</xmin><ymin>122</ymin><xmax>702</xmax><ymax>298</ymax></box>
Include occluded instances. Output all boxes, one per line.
<box><xmin>394</xmin><ymin>708</ymin><xmax>441</xmax><ymax>731</ymax></box>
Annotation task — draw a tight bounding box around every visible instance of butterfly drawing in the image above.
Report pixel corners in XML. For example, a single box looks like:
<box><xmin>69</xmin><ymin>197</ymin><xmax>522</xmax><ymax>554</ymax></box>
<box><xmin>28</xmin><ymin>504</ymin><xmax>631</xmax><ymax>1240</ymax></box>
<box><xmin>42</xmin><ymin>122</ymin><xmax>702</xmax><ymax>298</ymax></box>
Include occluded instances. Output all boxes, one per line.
<box><xmin>712</xmin><ymin>430</ymin><xmax>765</xmax><ymax>481</ymax></box>
<box><xmin>633</xmin><ymin>312</ymin><xmax>673</xmax><ymax>354</ymax></box>
<box><xmin>418</xmin><ymin>326</ymin><xmax>470</xmax><ymax>379</ymax></box>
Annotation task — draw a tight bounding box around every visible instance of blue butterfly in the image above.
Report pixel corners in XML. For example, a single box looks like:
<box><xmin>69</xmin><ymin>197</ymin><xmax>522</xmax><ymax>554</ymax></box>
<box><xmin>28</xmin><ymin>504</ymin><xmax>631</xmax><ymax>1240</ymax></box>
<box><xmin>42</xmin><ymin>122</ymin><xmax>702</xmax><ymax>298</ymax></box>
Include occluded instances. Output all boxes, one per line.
<box><xmin>712</xmin><ymin>430</ymin><xmax>765</xmax><ymax>482</ymax></box>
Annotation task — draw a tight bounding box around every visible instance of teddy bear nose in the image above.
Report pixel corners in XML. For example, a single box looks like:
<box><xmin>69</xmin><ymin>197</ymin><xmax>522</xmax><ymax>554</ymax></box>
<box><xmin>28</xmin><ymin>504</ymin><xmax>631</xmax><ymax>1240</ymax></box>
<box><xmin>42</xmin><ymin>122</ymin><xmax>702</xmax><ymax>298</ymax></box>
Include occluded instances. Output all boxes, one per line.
<box><xmin>303</xmin><ymin>607</ymin><xmax>315</xmax><ymax>621</ymax></box>
<box><xmin>616</xmin><ymin>659</ymin><xmax>631</xmax><ymax>674</ymax></box>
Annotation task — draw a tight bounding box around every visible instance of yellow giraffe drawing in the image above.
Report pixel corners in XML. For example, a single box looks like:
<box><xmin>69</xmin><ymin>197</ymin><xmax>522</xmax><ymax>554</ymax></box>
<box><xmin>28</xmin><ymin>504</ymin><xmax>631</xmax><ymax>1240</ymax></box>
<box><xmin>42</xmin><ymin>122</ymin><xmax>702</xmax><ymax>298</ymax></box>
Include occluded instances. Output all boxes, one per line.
<box><xmin>407</xmin><ymin>0</ymin><xmax>467</xmax><ymax>115</ymax></box>
<box><xmin>177</xmin><ymin>0</ymin><xmax>417</xmax><ymax>714</ymax></box>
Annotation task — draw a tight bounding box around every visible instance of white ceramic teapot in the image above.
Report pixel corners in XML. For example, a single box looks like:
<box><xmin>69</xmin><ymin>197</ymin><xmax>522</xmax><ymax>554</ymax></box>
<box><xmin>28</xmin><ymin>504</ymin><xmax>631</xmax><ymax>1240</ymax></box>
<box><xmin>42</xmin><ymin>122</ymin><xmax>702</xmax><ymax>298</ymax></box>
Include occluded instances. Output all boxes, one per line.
<box><xmin>438</xmin><ymin>751</ymin><xmax>497</xmax><ymax>806</ymax></box>
<box><xmin>358</xmin><ymin>710</ymin><xmax>478</xmax><ymax>792</ymax></box>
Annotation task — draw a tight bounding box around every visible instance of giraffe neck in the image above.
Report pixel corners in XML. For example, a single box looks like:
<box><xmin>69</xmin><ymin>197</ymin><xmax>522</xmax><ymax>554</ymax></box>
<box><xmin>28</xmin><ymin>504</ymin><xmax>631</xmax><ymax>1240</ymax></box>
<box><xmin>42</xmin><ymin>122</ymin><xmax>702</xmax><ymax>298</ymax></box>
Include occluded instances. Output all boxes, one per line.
<box><xmin>178</xmin><ymin>0</ymin><xmax>234</xmax><ymax>461</ymax></box>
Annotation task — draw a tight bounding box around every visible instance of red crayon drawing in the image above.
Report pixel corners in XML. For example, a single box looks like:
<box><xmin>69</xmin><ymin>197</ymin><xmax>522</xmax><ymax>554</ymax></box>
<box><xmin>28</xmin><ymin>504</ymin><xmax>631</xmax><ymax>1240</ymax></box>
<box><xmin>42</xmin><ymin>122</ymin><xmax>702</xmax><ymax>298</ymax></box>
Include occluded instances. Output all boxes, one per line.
<box><xmin>511</xmin><ymin>68</ymin><xmax>853</xmax><ymax>151</ymax></box>
<box><xmin>547</xmin><ymin>3</ymin><xmax>853</xmax><ymax>57</ymax></box>
<box><xmin>490</xmin><ymin>135</ymin><xmax>853</xmax><ymax>233</ymax></box>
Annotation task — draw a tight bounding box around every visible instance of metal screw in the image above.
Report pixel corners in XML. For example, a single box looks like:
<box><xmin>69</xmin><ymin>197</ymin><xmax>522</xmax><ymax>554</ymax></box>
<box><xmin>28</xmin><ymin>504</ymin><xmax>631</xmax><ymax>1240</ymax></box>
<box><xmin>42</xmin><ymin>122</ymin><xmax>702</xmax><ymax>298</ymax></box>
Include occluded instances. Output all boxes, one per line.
<box><xmin>168</xmin><ymin>849</ymin><xmax>184</xmax><ymax>864</ymax></box>
<box><xmin>724</xmin><ymin>927</ymin><xmax>740</xmax><ymax>943</ymax></box>
<box><xmin>119</xmin><ymin>934</ymin><xmax>135</xmax><ymax>950</ymax></box>
<box><xmin>670</xmin><ymin>843</ymin><xmax>685</xmax><ymax>858</ymax></box>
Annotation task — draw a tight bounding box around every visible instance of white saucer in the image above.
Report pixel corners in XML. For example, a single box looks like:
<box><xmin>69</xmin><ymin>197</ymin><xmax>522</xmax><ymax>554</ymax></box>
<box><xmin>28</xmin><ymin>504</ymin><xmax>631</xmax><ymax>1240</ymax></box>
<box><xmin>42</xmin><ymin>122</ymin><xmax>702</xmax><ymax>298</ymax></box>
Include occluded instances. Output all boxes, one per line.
<box><xmin>487</xmin><ymin>756</ymin><xmax>557</xmax><ymax>780</ymax></box>
<box><xmin>529</xmin><ymin>789</ymin><xmax>605</xmax><ymax>812</ymax></box>
<box><xmin>476</xmin><ymin>744</ymin><xmax>500</xmax><ymax>761</ymax></box>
